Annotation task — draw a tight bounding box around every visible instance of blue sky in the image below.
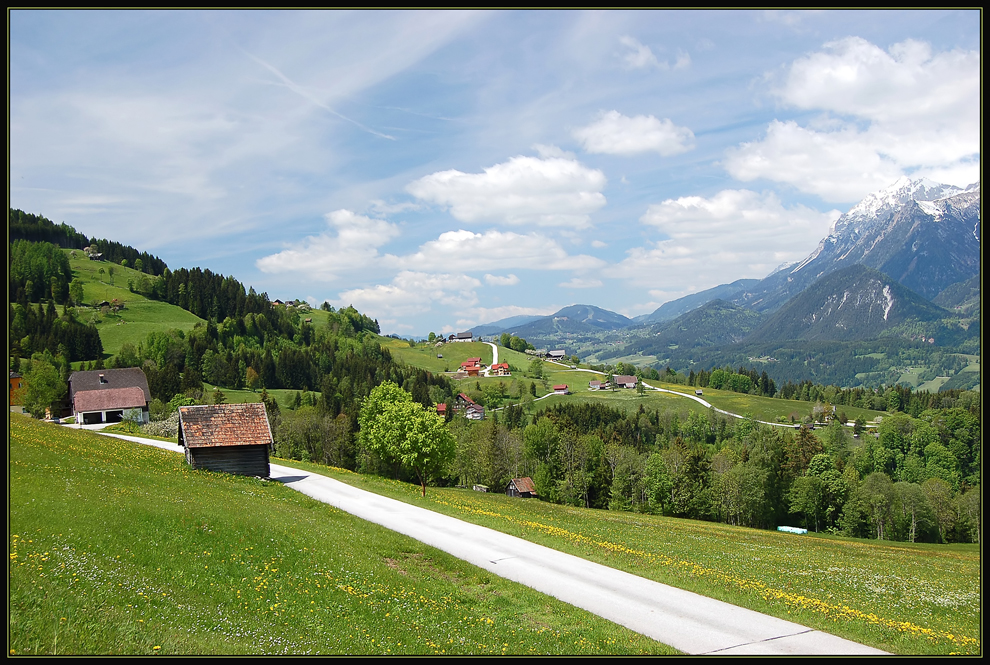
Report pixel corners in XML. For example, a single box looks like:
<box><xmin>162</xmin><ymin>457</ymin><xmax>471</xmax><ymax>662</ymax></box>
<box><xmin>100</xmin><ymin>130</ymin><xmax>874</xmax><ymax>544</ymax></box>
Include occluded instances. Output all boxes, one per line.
<box><xmin>9</xmin><ymin>10</ymin><xmax>980</xmax><ymax>335</ymax></box>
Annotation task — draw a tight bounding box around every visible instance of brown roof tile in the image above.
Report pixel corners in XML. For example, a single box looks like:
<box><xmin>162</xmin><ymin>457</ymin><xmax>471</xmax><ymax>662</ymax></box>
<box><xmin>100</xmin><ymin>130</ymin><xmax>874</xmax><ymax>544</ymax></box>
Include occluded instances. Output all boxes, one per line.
<box><xmin>178</xmin><ymin>403</ymin><xmax>273</xmax><ymax>448</ymax></box>
<box><xmin>511</xmin><ymin>477</ymin><xmax>537</xmax><ymax>494</ymax></box>
<box><xmin>74</xmin><ymin>387</ymin><xmax>147</xmax><ymax>413</ymax></box>
<box><xmin>68</xmin><ymin>368</ymin><xmax>151</xmax><ymax>402</ymax></box>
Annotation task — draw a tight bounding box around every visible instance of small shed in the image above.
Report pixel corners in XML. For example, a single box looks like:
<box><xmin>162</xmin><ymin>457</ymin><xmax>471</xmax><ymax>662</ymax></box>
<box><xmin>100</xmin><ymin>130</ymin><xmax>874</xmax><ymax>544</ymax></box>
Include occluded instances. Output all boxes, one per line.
<box><xmin>507</xmin><ymin>477</ymin><xmax>538</xmax><ymax>498</ymax></box>
<box><xmin>178</xmin><ymin>403</ymin><xmax>272</xmax><ymax>477</ymax></box>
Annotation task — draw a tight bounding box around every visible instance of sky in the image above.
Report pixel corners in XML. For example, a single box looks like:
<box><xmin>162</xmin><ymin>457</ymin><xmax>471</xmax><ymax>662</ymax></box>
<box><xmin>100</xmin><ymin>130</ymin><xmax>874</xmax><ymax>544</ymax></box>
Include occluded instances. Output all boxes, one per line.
<box><xmin>9</xmin><ymin>9</ymin><xmax>981</xmax><ymax>336</ymax></box>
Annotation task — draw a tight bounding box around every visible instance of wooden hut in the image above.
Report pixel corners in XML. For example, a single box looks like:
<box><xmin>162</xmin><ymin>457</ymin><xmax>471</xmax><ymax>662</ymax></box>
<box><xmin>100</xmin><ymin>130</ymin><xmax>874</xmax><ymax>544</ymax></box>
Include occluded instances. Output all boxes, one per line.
<box><xmin>178</xmin><ymin>403</ymin><xmax>273</xmax><ymax>477</ymax></box>
<box><xmin>506</xmin><ymin>477</ymin><xmax>538</xmax><ymax>498</ymax></box>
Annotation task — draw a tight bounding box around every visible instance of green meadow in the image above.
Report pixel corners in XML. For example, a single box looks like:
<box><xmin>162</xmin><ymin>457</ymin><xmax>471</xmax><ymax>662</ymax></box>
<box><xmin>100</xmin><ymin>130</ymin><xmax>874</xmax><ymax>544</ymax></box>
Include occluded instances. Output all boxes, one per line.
<box><xmin>9</xmin><ymin>416</ymin><xmax>673</xmax><ymax>656</ymax></box>
<box><xmin>65</xmin><ymin>250</ymin><xmax>205</xmax><ymax>358</ymax></box>
<box><xmin>299</xmin><ymin>460</ymin><xmax>981</xmax><ymax>656</ymax></box>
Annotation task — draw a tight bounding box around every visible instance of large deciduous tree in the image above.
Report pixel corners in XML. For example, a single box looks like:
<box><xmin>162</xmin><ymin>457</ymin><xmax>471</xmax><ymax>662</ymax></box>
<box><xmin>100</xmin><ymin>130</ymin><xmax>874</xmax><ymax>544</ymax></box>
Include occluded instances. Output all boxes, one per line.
<box><xmin>359</xmin><ymin>381</ymin><xmax>455</xmax><ymax>496</ymax></box>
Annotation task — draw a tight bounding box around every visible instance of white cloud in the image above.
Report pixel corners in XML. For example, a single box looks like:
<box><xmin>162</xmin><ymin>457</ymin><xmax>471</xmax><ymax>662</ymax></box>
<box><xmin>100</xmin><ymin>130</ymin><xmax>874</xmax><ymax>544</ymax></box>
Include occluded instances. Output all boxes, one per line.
<box><xmin>723</xmin><ymin>120</ymin><xmax>902</xmax><ymax>202</ymax></box>
<box><xmin>338</xmin><ymin>271</ymin><xmax>481</xmax><ymax>319</ymax></box>
<box><xmin>406</xmin><ymin>152</ymin><xmax>607</xmax><ymax>228</ymax></box>
<box><xmin>484</xmin><ymin>273</ymin><xmax>520</xmax><ymax>286</ymax></box>
<box><xmin>559</xmin><ymin>277</ymin><xmax>603</xmax><ymax>289</ymax></box>
<box><xmin>619</xmin><ymin>36</ymin><xmax>690</xmax><ymax>71</ymax></box>
<box><xmin>619</xmin><ymin>36</ymin><xmax>661</xmax><ymax>70</ymax></box>
<box><xmin>608</xmin><ymin>189</ymin><xmax>840</xmax><ymax>289</ymax></box>
<box><xmin>575</xmin><ymin>111</ymin><xmax>695</xmax><ymax>156</ymax></box>
<box><xmin>725</xmin><ymin>38</ymin><xmax>980</xmax><ymax>201</ymax></box>
<box><xmin>256</xmin><ymin>209</ymin><xmax>399</xmax><ymax>280</ymax></box>
<box><xmin>591</xmin><ymin>240</ymin><xmax>608</xmax><ymax>248</ymax></box>
<box><xmin>396</xmin><ymin>229</ymin><xmax>606</xmax><ymax>273</ymax></box>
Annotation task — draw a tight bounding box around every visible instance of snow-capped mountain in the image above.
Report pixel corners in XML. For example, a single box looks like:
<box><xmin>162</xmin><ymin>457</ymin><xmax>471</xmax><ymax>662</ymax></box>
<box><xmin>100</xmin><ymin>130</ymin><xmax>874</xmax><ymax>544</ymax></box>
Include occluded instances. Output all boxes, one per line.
<box><xmin>733</xmin><ymin>178</ymin><xmax>980</xmax><ymax>312</ymax></box>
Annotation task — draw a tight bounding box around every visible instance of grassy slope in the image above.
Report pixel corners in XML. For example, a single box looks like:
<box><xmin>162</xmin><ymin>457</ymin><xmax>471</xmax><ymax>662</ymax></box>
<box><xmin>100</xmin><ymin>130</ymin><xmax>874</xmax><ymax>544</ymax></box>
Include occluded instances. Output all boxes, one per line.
<box><xmin>9</xmin><ymin>415</ymin><xmax>673</xmax><ymax>656</ymax></box>
<box><xmin>292</xmin><ymin>461</ymin><xmax>980</xmax><ymax>656</ymax></box>
<box><xmin>66</xmin><ymin>251</ymin><xmax>205</xmax><ymax>357</ymax></box>
<box><xmin>390</xmin><ymin>341</ymin><xmax>886</xmax><ymax>423</ymax></box>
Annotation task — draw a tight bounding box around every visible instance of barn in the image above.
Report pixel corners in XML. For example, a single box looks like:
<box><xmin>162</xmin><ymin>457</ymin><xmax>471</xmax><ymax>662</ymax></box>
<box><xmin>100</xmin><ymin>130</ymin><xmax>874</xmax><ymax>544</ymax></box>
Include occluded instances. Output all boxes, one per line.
<box><xmin>506</xmin><ymin>477</ymin><xmax>538</xmax><ymax>498</ymax></box>
<box><xmin>178</xmin><ymin>403</ymin><xmax>273</xmax><ymax>477</ymax></box>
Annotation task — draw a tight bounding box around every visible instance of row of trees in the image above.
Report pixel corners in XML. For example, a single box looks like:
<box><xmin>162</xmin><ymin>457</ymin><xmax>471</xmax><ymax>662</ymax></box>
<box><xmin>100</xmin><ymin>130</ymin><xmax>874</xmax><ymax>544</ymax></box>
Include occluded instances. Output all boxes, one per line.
<box><xmin>448</xmin><ymin>402</ymin><xmax>980</xmax><ymax>543</ymax></box>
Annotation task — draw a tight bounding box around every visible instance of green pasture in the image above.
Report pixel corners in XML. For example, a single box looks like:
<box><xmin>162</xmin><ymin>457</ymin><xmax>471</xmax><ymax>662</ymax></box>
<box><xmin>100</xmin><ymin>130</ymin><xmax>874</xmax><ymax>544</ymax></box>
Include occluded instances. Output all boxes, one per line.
<box><xmin>9</xmin><ymin>416</ymin><xmax>673</xmax><ymax>656</ymax></box>
<box><xmin>313</xmin><ymin>465</ymin><xmax>980</xmax><ymax>656</ymax></box>
<box><xmin>651</xmin><ymin>383</ymin><xmax>886</xmax><ymax>424</ymax></box>
<box><xmin>385</xmin><ymin>340</ymin><xmax>494</xmax><ymax>374</ymax></box>
<box><xmin>916</xmin><ymin>377</ymin><xmax>950</xmax><ymax>393</ymax></box>
<box><xmin>65</xmin><ymin>250</ymin><xmax>205</xmax><ymax>357</ymax></box>
<box><xmin>91</xmin><ymin>300</ymin><xmax>204</xmax><ymax>357</ymax></box>
<box><xmin>201</xmin><ymin>384</ymin><xmax>314</xmax><ymax>412</ymax></box>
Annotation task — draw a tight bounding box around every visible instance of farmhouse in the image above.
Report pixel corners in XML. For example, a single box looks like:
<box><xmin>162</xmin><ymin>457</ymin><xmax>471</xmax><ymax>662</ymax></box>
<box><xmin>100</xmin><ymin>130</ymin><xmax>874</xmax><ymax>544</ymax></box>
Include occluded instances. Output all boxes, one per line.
<box><xmin>506</xmin><ymin>477</ymin><xmax>538</xmax><ymax>498</ymax></box>
<box><xmin>547</xmin><ymin>350</ymin><xmax>566</xmax><ymax>360</ymax></box>
<box><xmin>589</xmin><ymin>380</ymin><xmax>603</xmax><ymax>390</ymax></box>
<box><xmin>614</xmin><ymin>375</ymin><xmax>638</xmax><ymax>389</ymax></box>
<box><xmin>553</xmin><ymin>384</ymin><xmax>569</xmax><ymax>395</ymax></box>
<box><xmin>178</xmin><ymin>403</ymin><xmax>273</xmax><ymax>477</ymax></box>
<box><xmin>68</xmin><ymin>367</ymin><xmax>151</xmax><ymax>425</ymax></box>
<box><xmin>489</xmin><ymin>362</ymin><xmax>510</xmax><ymax>376</ymax></box>
<box><xmin>449</xmin><ymin>331</ymin><xmax>474</xmax><ymax>343</ymax></box>
<box><xmin>465</xmin><ymin>403</ymin><xmax>485</xmax><ymax>420</ymax></box>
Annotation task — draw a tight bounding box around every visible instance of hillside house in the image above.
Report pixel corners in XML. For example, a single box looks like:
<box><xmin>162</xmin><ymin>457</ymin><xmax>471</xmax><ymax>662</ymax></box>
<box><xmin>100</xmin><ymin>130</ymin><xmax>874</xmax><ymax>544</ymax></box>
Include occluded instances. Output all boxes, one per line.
<box><xmin>548</xmin><ymin>350</ymin><xmax>566</xmax><ymax>360</ymax></box>
<box><xmin>490</xmin><ymin>362</ymin><xmax>510</xmax><ymax>376</ymax></box>
<box><xmin>614</xmin><ymin>375</ymin><xmax>638</xmax><ymax>389</ymax></box>
<box><xmin>460</xmin><ymin>357</ymin><xmax>483</xmax><ymax>377</ymax></box>
<box><xmin>68</xmin><ymin>368</ymin><xmax>151</xmax><ymax>425</ymax></box>
<box><xmin>455</xmin><ymin>392</ymin><xmax>485</xmax><ymax>420</ymax></box>
<box><xmin>506</xmin><ymin>477</ymin><xmax>538</xmax><ymax>498</ymax></box>
<box><xmin>589</xmin><ymin>380</ymin><xmax>603</xmax><ymax>391</ymax></box>
<box><xmin>449</xmin><ymin>331</ymin><xmax>474</xmax><ymax>343</ymax></box>
<box><xmin>553</xmin><ymin>384</ymin><xmax>569</xmax><ymax>395</ymax></box>
<box><xmin>178</xmin><ymin>403</ymin><xmax>273</xmax><ymax>477</ymax></box>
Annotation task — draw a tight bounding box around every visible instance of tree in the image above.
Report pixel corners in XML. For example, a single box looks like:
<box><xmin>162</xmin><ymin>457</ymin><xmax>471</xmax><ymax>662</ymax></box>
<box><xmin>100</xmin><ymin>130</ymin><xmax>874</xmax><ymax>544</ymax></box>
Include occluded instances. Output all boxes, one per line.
<box><xmin>921</xmin><ymin>477</ymin><xmax>956</xmax><ymax>543</ymax></box>
<box><xmin>24</xmin><ymin>356</ymin><xmax>67</xmax><ymax>419</ymax></box>
<box><xmin>359</xmin><ymin>381</ymin><xmax>455</xmax><ymax>496</ymax></box>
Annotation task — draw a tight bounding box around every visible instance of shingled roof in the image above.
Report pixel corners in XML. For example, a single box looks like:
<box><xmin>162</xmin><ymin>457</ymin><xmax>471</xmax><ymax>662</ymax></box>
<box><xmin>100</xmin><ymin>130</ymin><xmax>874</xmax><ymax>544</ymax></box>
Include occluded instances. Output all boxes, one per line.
<box><xmin>68</xmin><ymin>368</ymin><xmax>151</xmax><ymax>403</ymax></box>
<box><xmin>74</xmin><ymin>387</ymin><xmax>147</xmax><ymax>413</ymax></box>
<box><xmin>509</xmin><ymin>477</ymin><xmax>537</xmax><ymax>495</ymax></box>
<box><xmin>178</xmin><ymin>403</ymin><xmax>273</xmax><ymax>449</ymax></box>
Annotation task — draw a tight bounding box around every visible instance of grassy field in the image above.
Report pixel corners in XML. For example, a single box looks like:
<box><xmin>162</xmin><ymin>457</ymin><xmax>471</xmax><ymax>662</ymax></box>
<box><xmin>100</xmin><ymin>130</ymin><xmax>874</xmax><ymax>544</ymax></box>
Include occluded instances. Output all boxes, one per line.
<box><xmin>387</xmin><ymin>341</ymin><xmax>886</xmax><ymax>424</ymax></box>
<box><xmin>295</xmin><ymin>462</ymin><xmax>981</xmax><ymax>656</ymax></box>
<box><xmin>65</xmin><ymin>250</ymin><xmax>205</xmax><ymax>357</ymax></box>
<box><xmin>9</xmin><ymin>416</ymin><xmax>674</xmax><ymax>656</ymax></box>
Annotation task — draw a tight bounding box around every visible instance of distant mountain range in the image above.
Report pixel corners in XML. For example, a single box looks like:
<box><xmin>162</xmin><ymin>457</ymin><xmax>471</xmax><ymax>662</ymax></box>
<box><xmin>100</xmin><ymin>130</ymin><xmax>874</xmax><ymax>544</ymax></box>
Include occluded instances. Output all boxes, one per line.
<box><xmin>466</xmin><ymin>177</ymin><xmax>979</xmax><ymax>362</ymax></box>
<box><xmin>730</xmin><ymin>178</ymin><xmax>980</xmax><ymax>312</ymax></box>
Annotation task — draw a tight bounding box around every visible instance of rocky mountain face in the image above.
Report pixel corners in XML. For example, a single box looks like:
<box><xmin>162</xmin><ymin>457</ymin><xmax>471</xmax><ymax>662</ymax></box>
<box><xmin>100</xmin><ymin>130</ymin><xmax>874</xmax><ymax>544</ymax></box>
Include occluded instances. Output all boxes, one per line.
<box><xmin>746</xmin><ymin>265</ymin><xmax>949</xmax><ymax>343</ymax></box>
<box><xmin>733</xmin><ymin>178</ymin><xmax>980</xmax><ymax>312</ymax></box>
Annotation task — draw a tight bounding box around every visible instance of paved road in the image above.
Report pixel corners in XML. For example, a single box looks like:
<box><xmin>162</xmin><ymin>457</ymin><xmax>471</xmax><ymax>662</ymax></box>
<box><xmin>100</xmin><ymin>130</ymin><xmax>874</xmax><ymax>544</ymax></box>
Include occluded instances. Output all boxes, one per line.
<box><xmin>97</xmin><ymin>431</ymin><xmax>886</xmax><ymax>655</ymax></box>
<box><xmin>272</xmin><ymin>462</ymin><xmax>886</xmax><ymax>655</ymax></box>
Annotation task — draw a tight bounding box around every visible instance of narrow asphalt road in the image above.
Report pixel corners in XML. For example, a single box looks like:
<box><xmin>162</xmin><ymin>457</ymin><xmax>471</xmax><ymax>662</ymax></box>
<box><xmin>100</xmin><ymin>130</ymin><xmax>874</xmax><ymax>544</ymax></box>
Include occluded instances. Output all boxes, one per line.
<box><xmin>97</xmin><ymin>431</ymin><xmax>886</xmax><ymax>655</ymax></box>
